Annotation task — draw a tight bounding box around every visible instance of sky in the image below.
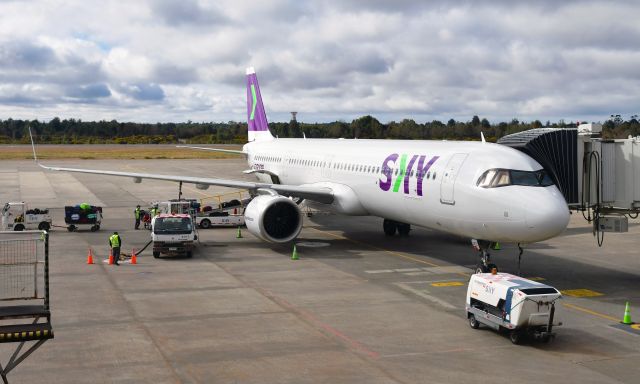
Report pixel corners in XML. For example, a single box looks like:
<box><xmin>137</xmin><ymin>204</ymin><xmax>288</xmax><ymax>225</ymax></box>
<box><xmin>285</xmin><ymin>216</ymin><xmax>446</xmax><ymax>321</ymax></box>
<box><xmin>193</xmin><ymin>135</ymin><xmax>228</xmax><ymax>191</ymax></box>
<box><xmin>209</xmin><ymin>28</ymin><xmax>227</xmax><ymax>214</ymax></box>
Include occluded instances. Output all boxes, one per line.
<box><xmin>0</xmin><ymin>0</ymin><xmax>639</xmax><ymax>124</ymax></box>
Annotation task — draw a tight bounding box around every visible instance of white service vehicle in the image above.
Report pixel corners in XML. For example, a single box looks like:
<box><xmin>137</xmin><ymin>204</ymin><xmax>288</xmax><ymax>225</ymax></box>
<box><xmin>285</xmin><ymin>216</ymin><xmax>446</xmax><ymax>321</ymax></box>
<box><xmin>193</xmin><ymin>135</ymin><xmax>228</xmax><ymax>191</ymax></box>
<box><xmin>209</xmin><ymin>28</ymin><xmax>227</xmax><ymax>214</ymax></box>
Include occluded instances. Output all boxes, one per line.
<box><xmin>151</xmin><ymin>213</ymin><xmax>197</xmax><ymax>258</ymax></box>
<box><xmin>466</xmin><ymin>272</ymin><xmax>562</xmax><ymax>344</ymax></box>
<box><xmin>196</xmin><ymin>199</ymin><xmax>247</xmax><ymax>229</ymax></box>
<box><xmin>196</xmin><ymin>211</ymin><xmax>245</xmax><ymax>229</ymax></box>
<box><xmin>1</xmin><ymin>202</ymin><xmax>52</xmax><ymax>231</ymax></box>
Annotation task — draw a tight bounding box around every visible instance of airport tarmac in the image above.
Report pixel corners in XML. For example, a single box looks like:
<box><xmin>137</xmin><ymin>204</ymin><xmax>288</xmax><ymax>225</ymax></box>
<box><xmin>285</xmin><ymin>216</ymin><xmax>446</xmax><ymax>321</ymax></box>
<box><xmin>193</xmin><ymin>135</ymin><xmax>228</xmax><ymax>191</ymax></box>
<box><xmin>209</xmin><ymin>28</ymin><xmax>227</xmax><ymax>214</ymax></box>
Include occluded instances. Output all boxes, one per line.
<box><xmin>1</xmin><ymin>158</ymin><xmax>639</xmax><ymax>383</ymax></box>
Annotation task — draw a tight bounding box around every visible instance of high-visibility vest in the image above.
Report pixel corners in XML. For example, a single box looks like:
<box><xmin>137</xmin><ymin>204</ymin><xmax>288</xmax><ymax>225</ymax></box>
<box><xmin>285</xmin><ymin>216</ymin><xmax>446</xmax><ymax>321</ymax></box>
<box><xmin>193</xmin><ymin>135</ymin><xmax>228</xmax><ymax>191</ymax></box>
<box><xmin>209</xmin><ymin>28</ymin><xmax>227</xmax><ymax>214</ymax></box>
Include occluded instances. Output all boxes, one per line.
<box><xmin>135</xmin><ymin>208</ymin><xmax>141</xmax><ymax>219</ymax></box>
<box><xmin>109</xmin><ymin>234</ymin><xmax>120</xmax><ymax>248</ymax></box>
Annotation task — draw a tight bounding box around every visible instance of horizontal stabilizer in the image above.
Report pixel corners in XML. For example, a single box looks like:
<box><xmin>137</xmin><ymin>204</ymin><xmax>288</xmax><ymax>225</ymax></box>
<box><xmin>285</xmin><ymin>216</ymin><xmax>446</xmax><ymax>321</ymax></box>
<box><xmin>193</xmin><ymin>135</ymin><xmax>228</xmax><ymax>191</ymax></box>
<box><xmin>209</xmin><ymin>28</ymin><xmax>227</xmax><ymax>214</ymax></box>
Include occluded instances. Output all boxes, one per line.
<box><xmin>176</xmin><ymin>145</ymin><xmax>245</xmax><ymax>155</ymax></box>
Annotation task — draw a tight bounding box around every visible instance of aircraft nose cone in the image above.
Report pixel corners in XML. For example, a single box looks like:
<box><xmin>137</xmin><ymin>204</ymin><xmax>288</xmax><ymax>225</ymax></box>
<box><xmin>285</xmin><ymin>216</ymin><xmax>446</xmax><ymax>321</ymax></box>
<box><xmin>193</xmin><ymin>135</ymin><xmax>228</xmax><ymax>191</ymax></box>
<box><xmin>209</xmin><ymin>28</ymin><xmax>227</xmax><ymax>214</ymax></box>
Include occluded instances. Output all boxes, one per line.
<box><xmin>525</xmin><ymin>189</ymin><xmax>570</xmax><ymax>241</ymax></box>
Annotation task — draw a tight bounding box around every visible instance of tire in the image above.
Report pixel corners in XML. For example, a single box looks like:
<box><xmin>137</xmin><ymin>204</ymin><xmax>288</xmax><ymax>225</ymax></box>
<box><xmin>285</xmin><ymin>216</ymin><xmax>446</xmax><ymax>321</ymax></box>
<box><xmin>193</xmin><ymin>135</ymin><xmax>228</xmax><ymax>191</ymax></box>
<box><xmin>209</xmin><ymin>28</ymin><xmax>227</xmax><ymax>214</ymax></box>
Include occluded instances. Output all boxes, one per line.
<box><xmin>383</xmin><ymin>219</ymin><xmax>397</xmax><ymax>236</ymax></box>
<box><xmin>153</xmin><ymin>251</ymin><xmax>160</xmax><ymax>259</ymax></box>
<box><xmin>38</xmin><ymin>222</ymin><xmax>50</xmax><ymax>231</ymax></box>
<box><xmin>67</xmin><ymin>225</ymin><xmax>75</xmax><ymax>232</ymax></box>
<box><xmin>14</xmin><ymin>224</ymin><xmax>25</xmax><ymax>231</ymax></box>
<box><xmin>91</xmin><ymin>225</ymin><xmax>99</xmax><ymax>232</ymax></box>
<box><xmin>510</xmin><ymin>331</ymin><xmax>523</xmax><ymax>345</ymax></box>
<box><xmin>186</xmin><ymin>251</ymin><xmax>193</xmax><ymax>258</ymax></box>
<box><xmin>469</xmin><ymin>314</ymin><xmax>480</xmax><ymax>329</ymax></box>
<box><xmin>199</xmin><ymin>219</ymin><xmax>211</xmax><ymax>229</ymax></box>
<box><xmin>397</xmin><ymin>223</ymin><xmax>411</xmax><ymax>236</ymax></box>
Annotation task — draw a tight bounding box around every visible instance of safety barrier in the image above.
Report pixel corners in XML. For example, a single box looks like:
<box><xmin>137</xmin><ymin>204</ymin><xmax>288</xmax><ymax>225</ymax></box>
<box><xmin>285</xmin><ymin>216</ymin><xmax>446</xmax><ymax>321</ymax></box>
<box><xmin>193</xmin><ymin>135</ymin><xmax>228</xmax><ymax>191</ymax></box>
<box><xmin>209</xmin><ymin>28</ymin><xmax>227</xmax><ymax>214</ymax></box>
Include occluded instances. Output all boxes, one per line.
<box><xmin>0</xmin><ymin>231</ymin><xmax>53</xmax><ymax>383</ymax></box>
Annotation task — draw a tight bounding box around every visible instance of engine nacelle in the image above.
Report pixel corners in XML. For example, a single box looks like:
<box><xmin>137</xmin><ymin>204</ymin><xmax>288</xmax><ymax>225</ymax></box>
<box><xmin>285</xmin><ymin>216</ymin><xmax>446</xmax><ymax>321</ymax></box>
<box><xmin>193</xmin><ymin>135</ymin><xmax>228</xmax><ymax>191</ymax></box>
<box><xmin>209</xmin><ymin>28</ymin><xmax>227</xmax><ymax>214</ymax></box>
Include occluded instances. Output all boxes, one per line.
<box><xmin>244</xmin><ymin>194</ymin><xmax>303</xmax><ymax>243</ymax></box>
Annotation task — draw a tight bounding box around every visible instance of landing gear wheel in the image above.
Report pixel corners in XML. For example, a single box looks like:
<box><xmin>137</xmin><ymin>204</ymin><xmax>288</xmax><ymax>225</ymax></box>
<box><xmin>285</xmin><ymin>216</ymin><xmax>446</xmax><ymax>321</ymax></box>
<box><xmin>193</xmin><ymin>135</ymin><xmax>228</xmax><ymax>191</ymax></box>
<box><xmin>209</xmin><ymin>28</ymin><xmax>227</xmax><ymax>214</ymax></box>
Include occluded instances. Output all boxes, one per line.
<box><xmin>153</xmin><ymin>251</ymin><xmax>160</xmax><ymax>259</ymax></box>
<box><xmin>469</xmin><ymin>314</ymin><xmax>480</xmax><ymax>329</ymax></box>
<box><xmin>199</xmin><ymin>219</ymin><xmax>211</xmax><ymax>229</ymax></box>
<box><xmin>38</xmin><ymin>222</ymin><xmax>50</xmax><ymax>231</ymax></box>
<box><xmin>383</xmin><ymin>219</ymin><xmax>397</xmax><ymax>236</ymax></box>
<box><xmin>473</xmin><ymin>240</ymin><xmax>499</xmax><ymax>274</ymax></box>
<box><xmin>13</xmin><ymin>224</ymin><xmax>24</xmax><ymax>231</ymax></box>
<box><xmin>509</xmin><ymin>331</ymin><xmax>523</xmax><ymax>345</ymax></box>
<box><xmin>397</xmin><ymin>223</ymin><xmax>411</xmax><ymax>236</ymax></box>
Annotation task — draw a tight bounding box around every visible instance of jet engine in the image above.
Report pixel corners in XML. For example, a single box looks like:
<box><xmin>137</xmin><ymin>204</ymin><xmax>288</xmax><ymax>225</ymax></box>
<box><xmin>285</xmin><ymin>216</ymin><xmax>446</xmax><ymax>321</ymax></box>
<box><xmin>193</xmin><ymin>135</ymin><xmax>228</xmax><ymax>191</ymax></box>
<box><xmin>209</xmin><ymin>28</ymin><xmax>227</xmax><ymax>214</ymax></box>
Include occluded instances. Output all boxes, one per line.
<box><xmin>244</xmin><ymin>194</ymin><xmax>303</xmax><ymax>243</ymax></box>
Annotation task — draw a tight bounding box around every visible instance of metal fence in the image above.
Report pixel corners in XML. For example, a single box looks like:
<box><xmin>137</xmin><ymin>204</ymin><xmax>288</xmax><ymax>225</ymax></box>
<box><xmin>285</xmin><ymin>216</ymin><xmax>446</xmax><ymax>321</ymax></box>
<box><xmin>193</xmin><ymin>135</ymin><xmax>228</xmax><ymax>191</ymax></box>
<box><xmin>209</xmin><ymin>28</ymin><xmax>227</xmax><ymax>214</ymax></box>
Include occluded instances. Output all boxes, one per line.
<box><xmin>0</xmin><ymin>231</ymin><xmax>48</xmax><ymax>309</ymax></box>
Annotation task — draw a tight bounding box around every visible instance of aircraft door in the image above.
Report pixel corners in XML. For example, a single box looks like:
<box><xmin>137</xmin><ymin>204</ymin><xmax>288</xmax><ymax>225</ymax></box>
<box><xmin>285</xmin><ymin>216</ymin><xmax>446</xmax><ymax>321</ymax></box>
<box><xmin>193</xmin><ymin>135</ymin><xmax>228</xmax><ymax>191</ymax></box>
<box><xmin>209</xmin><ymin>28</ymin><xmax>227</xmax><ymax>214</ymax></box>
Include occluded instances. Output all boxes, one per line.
<box><xmin>439</xmin><ymin>153</ymin><xmax>468</xmax><ymax>205</ymax></box>
<box><xmin>322</xmin><ymin>155</ymin><xmax>334</xmax><ymax>179</ymax></box>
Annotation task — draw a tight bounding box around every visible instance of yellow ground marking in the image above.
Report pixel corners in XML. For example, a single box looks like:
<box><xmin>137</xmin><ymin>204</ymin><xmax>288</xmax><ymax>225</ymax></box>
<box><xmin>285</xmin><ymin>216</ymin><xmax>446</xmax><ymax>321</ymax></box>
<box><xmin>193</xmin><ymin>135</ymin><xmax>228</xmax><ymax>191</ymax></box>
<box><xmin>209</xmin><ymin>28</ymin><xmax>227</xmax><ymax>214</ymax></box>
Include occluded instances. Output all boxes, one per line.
<box><xmin>562</xmin><ymin>302</ymin><xmax>619</xmax><ymax>322</ymax></box>
<box><xmin>631</xmin><ymin>324</ymin><xmax>640</xmax><ymax>330</ymax></box>
<box><xmin>308</xmin><ymin>227</ymin><xmax>470</xmax><ymax>278</ymax></box>
<box><xmin>561</xmin><ymin>289</ymin><xmax>604</xmax><ymax>298</ymax></box>
<box><xmin>431</xmin><ymin>281</ymin><xmax>465</xmax><ymax>287</ymax></box>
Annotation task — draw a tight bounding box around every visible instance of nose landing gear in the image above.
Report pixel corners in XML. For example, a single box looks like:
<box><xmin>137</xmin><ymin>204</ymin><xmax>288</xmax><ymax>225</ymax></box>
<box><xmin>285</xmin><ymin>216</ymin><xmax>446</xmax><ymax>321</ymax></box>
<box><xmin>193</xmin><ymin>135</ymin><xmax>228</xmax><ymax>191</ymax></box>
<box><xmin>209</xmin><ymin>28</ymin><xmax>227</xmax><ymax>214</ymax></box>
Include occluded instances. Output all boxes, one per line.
<box><xmin>471</xmin><ymin>239</ymin><xmax>498</xmax><ymax>274</ymax></box>
<box><xmin>471</xmin><ymin>240</ymin><xmax>527</xmax><ymax>275</ymax></box>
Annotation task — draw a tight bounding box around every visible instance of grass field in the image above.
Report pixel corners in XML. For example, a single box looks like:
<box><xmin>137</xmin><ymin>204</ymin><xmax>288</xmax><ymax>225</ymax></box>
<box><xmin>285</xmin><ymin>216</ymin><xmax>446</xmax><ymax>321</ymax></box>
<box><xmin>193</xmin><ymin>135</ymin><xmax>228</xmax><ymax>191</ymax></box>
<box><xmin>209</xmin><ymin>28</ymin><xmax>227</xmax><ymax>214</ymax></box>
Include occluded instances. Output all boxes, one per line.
<box><xmin>0</xmin><ymin>144</ymin><xmax>244</xmax><ymax>160</ymax></box>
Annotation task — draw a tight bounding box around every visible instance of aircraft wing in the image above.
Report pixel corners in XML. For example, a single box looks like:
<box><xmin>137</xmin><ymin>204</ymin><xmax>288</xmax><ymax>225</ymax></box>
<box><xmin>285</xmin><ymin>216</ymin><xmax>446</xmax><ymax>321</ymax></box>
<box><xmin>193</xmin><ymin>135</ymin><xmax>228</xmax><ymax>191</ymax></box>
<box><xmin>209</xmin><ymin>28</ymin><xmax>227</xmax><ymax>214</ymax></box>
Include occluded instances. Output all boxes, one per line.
<box><xmin>36</xmin><ymin>162</ymin><xmax>334</xmax><ymax>204</ymax></box>
<box><xmin>29</xmin><ymin>128</ymin><xmax>332</xmax><ymax>203</ymax></box>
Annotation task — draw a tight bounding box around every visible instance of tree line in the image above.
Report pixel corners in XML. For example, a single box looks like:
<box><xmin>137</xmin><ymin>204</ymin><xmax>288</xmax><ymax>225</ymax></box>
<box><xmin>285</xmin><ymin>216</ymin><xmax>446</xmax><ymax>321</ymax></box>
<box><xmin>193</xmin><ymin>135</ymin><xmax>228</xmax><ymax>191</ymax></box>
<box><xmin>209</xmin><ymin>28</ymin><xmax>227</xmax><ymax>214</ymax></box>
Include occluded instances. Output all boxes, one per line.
<box><xmin>0</xmin><ymin>115</ymin><xmax>638</xmax><ymax>144</ymax></box>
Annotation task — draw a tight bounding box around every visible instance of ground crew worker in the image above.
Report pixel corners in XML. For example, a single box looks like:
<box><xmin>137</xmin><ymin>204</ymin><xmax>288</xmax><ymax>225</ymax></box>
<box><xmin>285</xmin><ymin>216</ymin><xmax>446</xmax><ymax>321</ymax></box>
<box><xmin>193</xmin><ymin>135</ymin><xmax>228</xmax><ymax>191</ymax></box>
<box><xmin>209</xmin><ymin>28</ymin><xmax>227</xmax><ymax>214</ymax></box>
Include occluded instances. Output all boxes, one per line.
<box><xmin>109</xmin><ymin>231</ymin><xmax>121</xmax><ymax>266</ymax></box>
<box><xmin>150</xmin><ymin>205</ymin><xmax>159</xmax><ymax>217</ymax></box>
<box><xmin>134</xmin><ymin>205</ymin><xmax>141</xmax><ymax>230</ymax></box>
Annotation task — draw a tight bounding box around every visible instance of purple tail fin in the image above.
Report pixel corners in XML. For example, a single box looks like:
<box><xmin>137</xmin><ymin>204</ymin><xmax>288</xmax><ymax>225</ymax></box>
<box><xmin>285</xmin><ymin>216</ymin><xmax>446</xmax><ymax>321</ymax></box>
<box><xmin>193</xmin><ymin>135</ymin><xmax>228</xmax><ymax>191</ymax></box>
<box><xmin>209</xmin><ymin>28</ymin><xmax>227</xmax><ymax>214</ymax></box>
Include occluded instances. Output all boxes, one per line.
<box><xmin>246</xmin><ymin>67</ymin><xmax>274</xmax><ymax>142</ymax></box>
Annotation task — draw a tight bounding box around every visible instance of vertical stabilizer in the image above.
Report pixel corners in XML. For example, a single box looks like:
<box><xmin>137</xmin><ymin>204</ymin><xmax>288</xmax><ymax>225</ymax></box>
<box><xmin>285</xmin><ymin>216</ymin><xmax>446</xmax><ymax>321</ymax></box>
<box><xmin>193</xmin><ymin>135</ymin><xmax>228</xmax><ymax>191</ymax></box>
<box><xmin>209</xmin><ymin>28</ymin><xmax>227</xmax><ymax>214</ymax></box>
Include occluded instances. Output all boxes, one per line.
<box><xmin>246</xmin><ymin>67</ymin><xmax>274</xmax><ymax>142</ymax></box>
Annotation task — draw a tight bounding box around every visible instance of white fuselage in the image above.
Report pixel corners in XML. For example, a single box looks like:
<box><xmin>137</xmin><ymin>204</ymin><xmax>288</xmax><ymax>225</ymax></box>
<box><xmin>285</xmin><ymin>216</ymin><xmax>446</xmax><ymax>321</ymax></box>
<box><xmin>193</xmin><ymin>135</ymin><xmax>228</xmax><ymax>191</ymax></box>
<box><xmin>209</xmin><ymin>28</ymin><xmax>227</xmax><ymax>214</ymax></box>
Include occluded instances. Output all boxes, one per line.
<box><xmin>243</xmin><ymin>138</ymin><xmax>570</xmax><ymax>243</ymax></box>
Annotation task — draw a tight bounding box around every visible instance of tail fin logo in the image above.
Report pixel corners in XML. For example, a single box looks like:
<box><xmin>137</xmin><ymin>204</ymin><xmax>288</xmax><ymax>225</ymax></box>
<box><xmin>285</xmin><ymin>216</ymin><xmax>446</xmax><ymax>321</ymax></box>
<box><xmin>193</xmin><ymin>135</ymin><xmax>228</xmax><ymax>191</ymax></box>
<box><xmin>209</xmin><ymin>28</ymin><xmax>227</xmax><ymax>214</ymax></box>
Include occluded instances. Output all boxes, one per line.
<box><xmin>250</xmin><ymin>84</ymin><xmax>257</xmax><ymax>121</ymax></box>
<box><xmin>246</xmin><ymin>67</ymin><xmax>272</xmax><ymax>141</ymax></box>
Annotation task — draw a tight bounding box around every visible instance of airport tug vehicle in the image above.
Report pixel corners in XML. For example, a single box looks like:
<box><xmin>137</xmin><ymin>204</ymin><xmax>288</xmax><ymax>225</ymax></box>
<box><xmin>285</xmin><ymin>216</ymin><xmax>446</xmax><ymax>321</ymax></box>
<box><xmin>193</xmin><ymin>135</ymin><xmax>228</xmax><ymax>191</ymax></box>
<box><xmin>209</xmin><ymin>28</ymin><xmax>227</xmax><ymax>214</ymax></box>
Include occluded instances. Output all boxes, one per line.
<box><xmin>1</xmin><ymin>202</ymin><xmax>52</xmax><ymax>231</ymax></box>
<box><xmin>466</xmin><ymin>272</ymin><xmax>562</xmax><ymax>344</ymax></box>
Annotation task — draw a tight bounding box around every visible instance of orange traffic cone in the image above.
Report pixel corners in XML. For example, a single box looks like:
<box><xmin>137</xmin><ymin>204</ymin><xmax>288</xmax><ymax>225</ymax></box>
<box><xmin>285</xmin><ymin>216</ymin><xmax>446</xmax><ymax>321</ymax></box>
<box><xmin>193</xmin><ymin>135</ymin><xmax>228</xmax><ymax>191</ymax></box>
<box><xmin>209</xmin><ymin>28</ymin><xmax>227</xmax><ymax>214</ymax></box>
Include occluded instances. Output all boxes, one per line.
<box><xmin>86</xmin><ymin>248</ymin><xmax>94</xmax><ymax>264</ymax></box>
<box><xmin>108</xmin><ymin>249</ymin><xmax>114</xmax><ymax>265</ymax></box>
<box><xmin>130</xmin><ymin>248</ymin><xmax>137</xmax><ymax>265</ymax></box>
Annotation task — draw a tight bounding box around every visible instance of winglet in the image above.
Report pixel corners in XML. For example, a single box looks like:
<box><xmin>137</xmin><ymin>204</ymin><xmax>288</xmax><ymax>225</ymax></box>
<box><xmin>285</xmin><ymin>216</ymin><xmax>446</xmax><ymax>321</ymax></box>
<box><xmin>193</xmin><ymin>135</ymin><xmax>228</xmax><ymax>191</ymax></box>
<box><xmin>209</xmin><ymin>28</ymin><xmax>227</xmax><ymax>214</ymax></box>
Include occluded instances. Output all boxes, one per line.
<box><xmin>480</xmin><ymin>131</ymin><xmax>486</xmax><ymax>144</ymax></box>
<box><xmin>28</xmin><ymin>126</ymin><xmax>38</xmax><ymax>163</ymax></box>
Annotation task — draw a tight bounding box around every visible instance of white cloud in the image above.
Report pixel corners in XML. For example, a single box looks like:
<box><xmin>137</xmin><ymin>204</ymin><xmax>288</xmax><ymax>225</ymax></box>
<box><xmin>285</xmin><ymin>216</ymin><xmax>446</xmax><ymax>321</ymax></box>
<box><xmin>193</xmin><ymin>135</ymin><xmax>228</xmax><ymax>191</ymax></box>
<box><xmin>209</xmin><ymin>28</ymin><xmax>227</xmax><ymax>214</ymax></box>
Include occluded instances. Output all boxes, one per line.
<box><xmin>0</xmin><ymin>0</ymin><xmax>638</xmax><ymax>123</ymax></box>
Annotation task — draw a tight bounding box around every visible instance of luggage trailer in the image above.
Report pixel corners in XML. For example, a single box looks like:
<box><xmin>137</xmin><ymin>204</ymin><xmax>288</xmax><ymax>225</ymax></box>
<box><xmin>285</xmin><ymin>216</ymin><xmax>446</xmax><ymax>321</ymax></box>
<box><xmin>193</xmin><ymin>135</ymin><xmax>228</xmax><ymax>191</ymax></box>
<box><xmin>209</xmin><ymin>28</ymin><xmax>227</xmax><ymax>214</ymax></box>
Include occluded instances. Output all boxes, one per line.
<box><xmin>466</xmin><ymin>272</ymin><xmax>562</xmax><ymax>344</ymax></box>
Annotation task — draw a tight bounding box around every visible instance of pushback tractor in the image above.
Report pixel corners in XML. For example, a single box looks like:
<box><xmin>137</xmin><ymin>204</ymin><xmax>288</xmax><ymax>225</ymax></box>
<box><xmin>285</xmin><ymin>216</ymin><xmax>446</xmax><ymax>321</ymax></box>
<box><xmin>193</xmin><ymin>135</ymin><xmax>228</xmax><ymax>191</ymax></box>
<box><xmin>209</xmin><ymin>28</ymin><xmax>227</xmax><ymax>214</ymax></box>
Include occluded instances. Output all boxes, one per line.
<box><xmin>466</xmin><ymin>272</ymin><xmax>562</xmax><ymax>344</ymax></box>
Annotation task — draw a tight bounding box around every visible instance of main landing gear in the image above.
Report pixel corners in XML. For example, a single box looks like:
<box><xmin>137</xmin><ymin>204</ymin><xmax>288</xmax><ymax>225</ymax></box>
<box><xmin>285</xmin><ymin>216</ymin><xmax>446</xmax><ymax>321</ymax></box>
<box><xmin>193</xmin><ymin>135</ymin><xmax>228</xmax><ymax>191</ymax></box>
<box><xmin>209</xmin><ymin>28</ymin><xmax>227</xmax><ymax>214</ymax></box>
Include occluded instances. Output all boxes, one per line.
<box><xmin>383</xmin><ymin>219</ymin><xmax>411</xmax><ymax>236</ymax></box>
<box><xmin>471</xmin><ymin>239</ymin><xmax>498</xmax><ymax>274</ymax></box>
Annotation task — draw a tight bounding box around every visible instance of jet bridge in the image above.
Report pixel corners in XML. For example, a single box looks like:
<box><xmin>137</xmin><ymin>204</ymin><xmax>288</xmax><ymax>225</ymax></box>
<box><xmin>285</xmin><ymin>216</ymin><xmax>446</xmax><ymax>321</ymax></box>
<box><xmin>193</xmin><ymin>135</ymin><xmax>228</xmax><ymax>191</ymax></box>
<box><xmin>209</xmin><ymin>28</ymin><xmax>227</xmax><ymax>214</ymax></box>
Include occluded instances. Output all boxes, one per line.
<box><xmin>0</xmin><ymin>231</ymin><xmax>53</xmax><ymax>383</ymax></box>
<box><xmin>498</xmin><ymin>124</ymin><xmax>640</xmax><ymax>245</ymax></box>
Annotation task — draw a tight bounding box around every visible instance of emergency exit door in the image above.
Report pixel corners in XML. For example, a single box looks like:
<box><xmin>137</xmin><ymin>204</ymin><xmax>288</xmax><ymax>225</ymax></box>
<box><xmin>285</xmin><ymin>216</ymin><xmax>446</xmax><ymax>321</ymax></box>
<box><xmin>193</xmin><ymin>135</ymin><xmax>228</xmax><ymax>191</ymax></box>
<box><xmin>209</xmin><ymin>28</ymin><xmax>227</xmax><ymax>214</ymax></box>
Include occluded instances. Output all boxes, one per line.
<box><xmin>440</xmin><ymin>153</ymin><xmax>468</xmax><ymax>205</ymax></box>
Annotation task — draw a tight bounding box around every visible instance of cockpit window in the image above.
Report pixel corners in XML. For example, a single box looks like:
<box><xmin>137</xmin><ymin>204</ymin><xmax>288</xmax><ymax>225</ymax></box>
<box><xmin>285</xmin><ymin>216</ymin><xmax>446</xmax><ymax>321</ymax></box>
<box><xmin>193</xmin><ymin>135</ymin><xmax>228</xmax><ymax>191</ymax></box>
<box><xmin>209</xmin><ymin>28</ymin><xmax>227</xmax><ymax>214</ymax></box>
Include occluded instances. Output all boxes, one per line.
<box><xmin>477</xmin><ymin>169</ymin><xmax>554</xmax><ymax>188</ymax></box>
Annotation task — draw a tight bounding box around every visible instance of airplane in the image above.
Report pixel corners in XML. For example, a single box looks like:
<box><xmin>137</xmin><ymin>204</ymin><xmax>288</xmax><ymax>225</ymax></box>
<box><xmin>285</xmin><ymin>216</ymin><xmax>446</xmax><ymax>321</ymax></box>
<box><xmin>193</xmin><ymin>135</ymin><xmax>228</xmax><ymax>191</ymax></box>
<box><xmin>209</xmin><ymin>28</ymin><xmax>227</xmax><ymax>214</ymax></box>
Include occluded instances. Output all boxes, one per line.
<box><xmin>30</xmin><ymin>67</ymin><xmax>570</xmax><ymax>272</ymax></box>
